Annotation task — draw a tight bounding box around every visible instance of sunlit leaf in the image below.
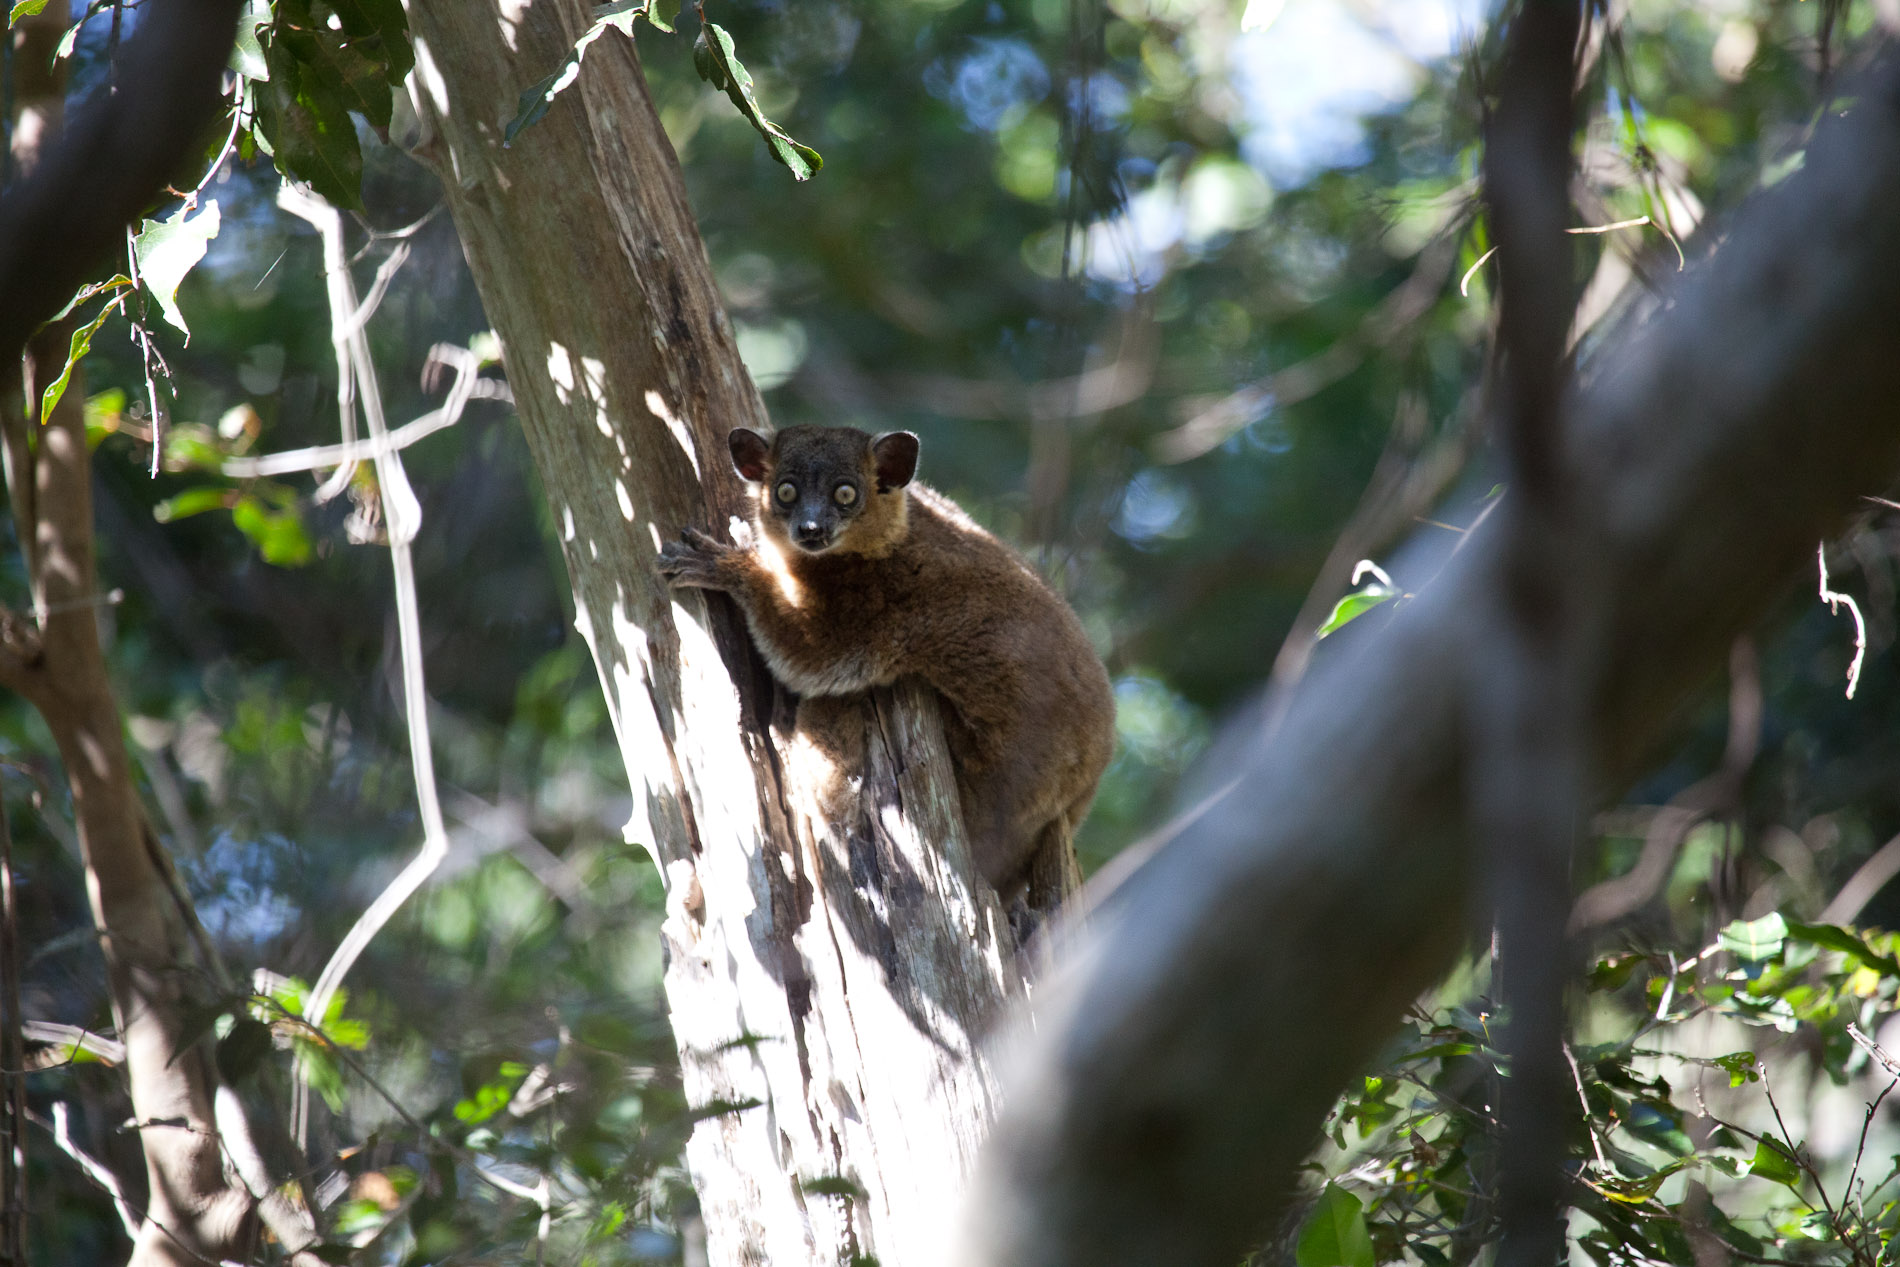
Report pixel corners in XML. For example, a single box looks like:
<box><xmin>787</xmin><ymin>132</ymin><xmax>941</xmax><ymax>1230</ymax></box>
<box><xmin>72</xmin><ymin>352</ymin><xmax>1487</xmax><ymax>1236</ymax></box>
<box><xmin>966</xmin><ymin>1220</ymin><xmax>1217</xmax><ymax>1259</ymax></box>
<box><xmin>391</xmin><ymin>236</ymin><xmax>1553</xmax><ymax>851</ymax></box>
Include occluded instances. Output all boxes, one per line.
<box><xmin>133</xmin><ymin>200</ymin><xmax>222</xmax><ymax>339</ymax></box>
<box><xmin>40</xmin><ymin>300</ymin><xmax>120</xmax><ymax>422</ymax></box>
<box><xmin>1786</xmin><ymin>921</ymin><xmax>1900</xmax><ymax>975</ymax></box>
<box><xmin>6</xmin><ymin>0</ymin><xmax>48</xmax><ymax>25</ymax></box>
<box><xmin>1710</xmin><ymin>1051</ymin><xmax>1759</xmax><ymax>1087</ymax></box>
<box><xmin>1719</xmin><ymin>912</ymin><xmax>1787</xmax><ymax>962</ymax></box>
<box><xmin>694</xmin><ymin>24</ymin><xmax>823</xmax><ymax>181</ymax></box>
<box><xmin>1744</xmin><ymin>1137</ymin><xmax>1803</xmax><ymax>1189</ymax></box>
<box><xmin>504</xmin><ymin>2</ymin><xmax>668</xmax><ymax>146</ymax></box>
<box><xmin>229</xmin><ymin>0</ymin><xmax>269</xmax><ymax>80</ymax></box>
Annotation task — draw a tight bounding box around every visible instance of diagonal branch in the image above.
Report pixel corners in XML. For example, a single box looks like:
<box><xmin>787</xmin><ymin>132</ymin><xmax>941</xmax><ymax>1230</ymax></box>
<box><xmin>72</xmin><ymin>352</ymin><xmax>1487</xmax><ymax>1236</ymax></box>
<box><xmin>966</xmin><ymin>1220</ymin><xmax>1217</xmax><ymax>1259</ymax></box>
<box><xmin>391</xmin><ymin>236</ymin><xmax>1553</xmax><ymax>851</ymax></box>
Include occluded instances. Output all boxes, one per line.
<box><xmin>965</xmin><ymin>51</ymin><xmax>1900</xmax><ymax>1267</ymax></box>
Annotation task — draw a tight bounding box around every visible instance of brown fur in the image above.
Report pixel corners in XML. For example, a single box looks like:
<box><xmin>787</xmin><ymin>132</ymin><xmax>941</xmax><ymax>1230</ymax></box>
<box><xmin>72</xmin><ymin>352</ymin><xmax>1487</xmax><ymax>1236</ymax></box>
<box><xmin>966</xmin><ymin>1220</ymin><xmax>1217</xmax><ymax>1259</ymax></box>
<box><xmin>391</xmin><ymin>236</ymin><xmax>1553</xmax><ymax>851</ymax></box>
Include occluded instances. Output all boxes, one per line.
<box><xmin>658</xmin><ymin>424</ymin><xmax>1116</xmax><ymax>900</ymax></box>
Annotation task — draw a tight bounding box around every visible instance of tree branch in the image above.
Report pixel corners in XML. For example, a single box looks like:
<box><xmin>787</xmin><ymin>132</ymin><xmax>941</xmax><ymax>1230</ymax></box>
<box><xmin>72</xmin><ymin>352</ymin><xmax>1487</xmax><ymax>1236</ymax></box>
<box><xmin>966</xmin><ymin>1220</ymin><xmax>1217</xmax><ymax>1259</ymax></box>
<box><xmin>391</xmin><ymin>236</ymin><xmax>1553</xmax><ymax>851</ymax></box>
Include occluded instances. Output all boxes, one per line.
<box><xmin>964</xmin><ymin>51</ymin><xmax>1900</xmax><ymax>1267</ymax></box>
<box><xmin>0</xmin><ymin>0</ymin><xmax>242</xmax><ymax>362</ymax></box>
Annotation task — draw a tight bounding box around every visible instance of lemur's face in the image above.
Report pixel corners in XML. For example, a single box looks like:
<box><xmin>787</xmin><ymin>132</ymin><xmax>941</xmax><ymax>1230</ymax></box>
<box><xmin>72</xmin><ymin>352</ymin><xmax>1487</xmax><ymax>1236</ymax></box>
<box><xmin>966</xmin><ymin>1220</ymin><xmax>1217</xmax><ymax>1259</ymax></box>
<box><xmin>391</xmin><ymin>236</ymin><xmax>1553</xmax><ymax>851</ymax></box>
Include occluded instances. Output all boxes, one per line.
<box><xmin>729</xmin><ymin>426</ymin><xmax>919</xmax><ymax>555</ymax></box>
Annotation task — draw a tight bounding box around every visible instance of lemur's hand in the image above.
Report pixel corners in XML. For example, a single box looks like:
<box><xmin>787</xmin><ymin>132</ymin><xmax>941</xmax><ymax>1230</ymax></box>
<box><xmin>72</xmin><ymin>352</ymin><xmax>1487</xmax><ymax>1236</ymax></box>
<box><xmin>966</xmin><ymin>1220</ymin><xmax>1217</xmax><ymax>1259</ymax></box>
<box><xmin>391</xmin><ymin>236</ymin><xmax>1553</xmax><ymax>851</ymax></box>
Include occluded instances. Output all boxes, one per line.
<box><xmin>657</xmin><ymin>526</ymin><xmax>739</xmax><ymax>590</ymax></box>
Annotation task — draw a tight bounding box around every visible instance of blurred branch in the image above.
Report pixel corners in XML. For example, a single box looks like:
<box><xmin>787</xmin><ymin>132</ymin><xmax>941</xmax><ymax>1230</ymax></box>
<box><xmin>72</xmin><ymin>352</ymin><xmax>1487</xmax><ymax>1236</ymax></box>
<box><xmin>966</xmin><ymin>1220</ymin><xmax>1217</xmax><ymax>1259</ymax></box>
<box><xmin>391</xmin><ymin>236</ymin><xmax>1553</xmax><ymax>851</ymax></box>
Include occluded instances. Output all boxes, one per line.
<box><xmin>1472</xmin><ymin>7</ymin><xmax>1586</xmax><ymax>1267</ymax></box>
<box><xmin>795</xmin><ymin>308</ymin><xmax>1157</xmax><ymax>426</ymax></box>
<box><xmin>1819</xmin><ymin>831</ymin><xmax>1900</xmax><ymax>925</ymax></box>
<box><xmin>964</xmin><ymin>49</ymin><xmax>1900</xmax><ymax>1267</ymax></box>
<box><xmin>1153</xmin><ymin>223</ymin><xmax>1468</xmax><ymax>464</ymax></box>
<box><xmin>30</xmin><ymin>1103</ymin><xmax>140</xmax><ymax>1241</ymax></box>
<box><xmin>220</xmin><ymin>342</ymin><xmax>507</xmax><ymax>480</ymax></box>
<box><xmin>275</xmin><ymin>187</ymin><xmax>451</xmax><ymax>1150</ymax></box>
<box><xmin>0</xmin><ymin>0</ymin><xmax>240</xmax><ymax>360</ymax></box>
<box><xmin>1570</xmin><ymin>637</ymin><xmax>1760</xmax><ymax>931</ymax></box>
<box><xmin>1265</xmin><ymin>386</ymin><xmax>1482</xmax><ymax>700</ymax></box>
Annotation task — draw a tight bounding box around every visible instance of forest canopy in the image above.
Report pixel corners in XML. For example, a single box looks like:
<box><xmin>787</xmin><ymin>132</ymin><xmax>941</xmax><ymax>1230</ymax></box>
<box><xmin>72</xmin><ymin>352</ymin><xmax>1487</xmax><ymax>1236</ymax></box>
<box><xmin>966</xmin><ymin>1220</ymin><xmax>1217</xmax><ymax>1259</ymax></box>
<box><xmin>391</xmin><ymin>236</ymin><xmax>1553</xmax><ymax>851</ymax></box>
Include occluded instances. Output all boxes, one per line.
<box><xmin>4</xmin><ymin>0</ymin><xmax>1900</xmax><ymax>1263</ymax></box>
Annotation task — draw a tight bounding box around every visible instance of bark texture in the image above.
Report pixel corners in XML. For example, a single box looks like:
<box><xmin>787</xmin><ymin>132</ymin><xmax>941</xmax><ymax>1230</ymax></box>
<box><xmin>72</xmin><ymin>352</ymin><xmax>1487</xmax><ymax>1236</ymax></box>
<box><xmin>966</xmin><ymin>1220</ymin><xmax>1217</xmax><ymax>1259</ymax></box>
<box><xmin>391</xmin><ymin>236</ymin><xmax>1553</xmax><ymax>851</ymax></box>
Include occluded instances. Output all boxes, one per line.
<box><xmin>403</xmin><ymin>5</ymin><xmax>1028</xmax><ymax>1261</ymax></box>
<box><xmin>962</xmin><ymin>54</ymin><xmax>1900</xmax><ymax>1267</ymax></box>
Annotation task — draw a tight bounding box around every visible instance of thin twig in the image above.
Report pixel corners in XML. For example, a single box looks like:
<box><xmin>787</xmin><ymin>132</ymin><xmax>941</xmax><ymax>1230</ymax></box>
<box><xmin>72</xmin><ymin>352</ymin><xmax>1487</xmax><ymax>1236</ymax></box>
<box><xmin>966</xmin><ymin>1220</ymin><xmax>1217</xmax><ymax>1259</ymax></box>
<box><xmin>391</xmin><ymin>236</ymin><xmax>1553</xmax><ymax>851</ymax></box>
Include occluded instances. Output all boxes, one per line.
<box><xmin>1563</xmin><ymin>1043</ymin><xmax>1608</xmax><ymax>1167</ymax></box>
<box><xmin>32</xmin><ymin>1103</ymin><xmax>139</xmax><ymax>1239</ymax></box>
<box><xmin>1818</xmin><ymin>543</ymin><xmax>1868</xmax><ymax>699</ymax></box>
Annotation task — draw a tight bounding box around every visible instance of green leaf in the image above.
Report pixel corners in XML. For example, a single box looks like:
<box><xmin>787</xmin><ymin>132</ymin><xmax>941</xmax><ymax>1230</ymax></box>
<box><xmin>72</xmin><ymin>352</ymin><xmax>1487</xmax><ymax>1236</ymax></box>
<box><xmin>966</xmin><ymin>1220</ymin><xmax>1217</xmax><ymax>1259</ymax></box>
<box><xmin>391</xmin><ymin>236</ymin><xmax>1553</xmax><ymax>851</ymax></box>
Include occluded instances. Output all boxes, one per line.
<box><xmin>1719</xmin><ymin>912</ymin><xmax>1788</xmax><ymax>962</ymax></box>
<box><xmin>229</xmin><ymin>0</ymin><xmax>270</xmax><ymax>80</ymax></box>
<box><xmin>258</xmin><ymin>36</ymin><xmax>364</xmax><ymax>210</ymax></box>
<box><xmin>40</xmin><ymin>301</ymin><xmax>119</xmax><ymax>423</ymax></box>
<box><xmin>1711</xmin><ymin>1051</ymin><xmax>1760</xmax><ymax>1087</ymax></box>
<box><xmin>1317</xmin><ymin>585</ymin><xmax>1397</xmax><ymax>639</ymax></box>
<box><xmin>279</xmin><ymin>23</ymin><xmax>394</xmax><ymax>133</ymax></box>
<box><xmin>7</xmin><ymin>0</ymin><xmax>47</xmax><ymax>25</ymax></box>
<box><xmin>504</xmin><ymin>3</ymin><xmax>665</xmax><ymax>146</ymax></box>
<box><xmin>695</xmin><ymin>24</ymin><xmax>823</xmax><ymax>181</ymax></box>
<box><xmin>51</xmin><ymin>274</ymin><xmax>133</xmax><ymax>323</ymax></box>
<box><xmin>133</xmin><ymin>200</ymin><xmax>222</xmax><ymax>339</ymax></box>
<box><xmin>1786</xmin><ymin>921</ymin><xmax>1900</xmax><ymax>975</ymax></box>
<box><xmin>232</xmin><ymin>496</ymin><xmax>313</xmax><ymax>567</ymax></box>
<box><xmin>1745</xmin><ymin>1137</ymin><xmax>1803</xmax><ymax>1189</ymax></box>
<box><xmin>215</xmin><ymin>1017</ymin><xmax>275</xmax><ymax>1083</ymax></box>
<box><xmin>153</xmin><ymin>487</ymin><xmax>234</xmax><ymax>523</ymax></box>
<box><xmin>646</xmin><ymin>0</ymin><xmax>679</xmax><ymax>33</ymax></box>
<box><xmin>1296</xmin><ymin>1183</ymin><xmax>1375</xmax><ymax>1267</ymax></box>
<box><xmin>329</xmin><ymin>0</ymin><xmax>413</xmax><ymax>82</ymax></box>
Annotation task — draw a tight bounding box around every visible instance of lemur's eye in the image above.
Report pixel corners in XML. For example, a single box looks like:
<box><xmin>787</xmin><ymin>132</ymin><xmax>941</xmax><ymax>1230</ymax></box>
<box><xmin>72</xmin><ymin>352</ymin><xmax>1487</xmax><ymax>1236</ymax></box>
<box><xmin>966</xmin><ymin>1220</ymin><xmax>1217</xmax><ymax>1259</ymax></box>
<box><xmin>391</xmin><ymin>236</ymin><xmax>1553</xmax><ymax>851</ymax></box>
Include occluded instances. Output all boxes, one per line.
<box><xmin>775</xmin><ymin>481</ymin><xmax>798</xmax><ymax>504</ymax></box>
<box><xmin>833</xmin><ymin>483</ymin><xmax>858</xmax><ymax>507</ymax></box>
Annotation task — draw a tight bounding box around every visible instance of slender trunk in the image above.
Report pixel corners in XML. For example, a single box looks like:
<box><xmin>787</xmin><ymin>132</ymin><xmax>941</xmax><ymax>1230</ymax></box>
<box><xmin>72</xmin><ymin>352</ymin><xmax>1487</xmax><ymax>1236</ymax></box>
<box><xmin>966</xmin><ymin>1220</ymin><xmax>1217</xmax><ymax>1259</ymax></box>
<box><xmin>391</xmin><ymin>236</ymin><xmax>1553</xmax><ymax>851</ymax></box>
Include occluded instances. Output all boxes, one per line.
<box><xmin>0</xmin><ymin>3</ymin><xmax>321</xmax><ymax>1262</ymax></box>
<box><xmin>403</xmin><ymin>6</ymin><xmax>1033</xmax><ymax>1261</ymax></box>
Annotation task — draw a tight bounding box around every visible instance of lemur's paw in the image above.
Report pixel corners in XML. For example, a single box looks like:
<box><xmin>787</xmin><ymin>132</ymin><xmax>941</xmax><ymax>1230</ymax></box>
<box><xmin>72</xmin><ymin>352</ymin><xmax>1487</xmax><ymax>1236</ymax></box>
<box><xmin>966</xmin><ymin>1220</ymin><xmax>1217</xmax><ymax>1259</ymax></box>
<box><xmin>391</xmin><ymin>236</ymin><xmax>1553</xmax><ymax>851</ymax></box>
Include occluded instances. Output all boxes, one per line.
<box><xmin>657</xmin><ymin>528</ymin><xmax>735</xmax><ymax>589</ymax></box>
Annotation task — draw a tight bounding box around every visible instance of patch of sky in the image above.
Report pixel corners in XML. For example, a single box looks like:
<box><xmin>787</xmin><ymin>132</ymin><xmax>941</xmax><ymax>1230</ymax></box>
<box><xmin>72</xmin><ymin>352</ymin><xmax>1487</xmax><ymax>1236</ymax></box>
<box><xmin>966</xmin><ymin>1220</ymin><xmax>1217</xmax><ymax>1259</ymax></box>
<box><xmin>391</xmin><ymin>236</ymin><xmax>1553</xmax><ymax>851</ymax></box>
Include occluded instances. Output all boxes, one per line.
<box><xmin>1233</xmin><ymin>0</ymin><xmax>1494</xmax><ymax>187</ymax></box>
<box><xmin>924</xmin><ymin>37</ymin><xmax>1051</xmax><ymax>132</ymax></box>
<box><xmin>190</xmin><ymin>830</ymin><xmax>302</xmax><ymax>944</ymax></box>
<box><xmin>1067</xmin><ymin>71</ymin><xmax>1132</xmax><ymax>125</ymax></box>
<box><xmin>1113</xmin><ymin>467</ymin><xmax>1197</xmax><ymax>545</ymax></box>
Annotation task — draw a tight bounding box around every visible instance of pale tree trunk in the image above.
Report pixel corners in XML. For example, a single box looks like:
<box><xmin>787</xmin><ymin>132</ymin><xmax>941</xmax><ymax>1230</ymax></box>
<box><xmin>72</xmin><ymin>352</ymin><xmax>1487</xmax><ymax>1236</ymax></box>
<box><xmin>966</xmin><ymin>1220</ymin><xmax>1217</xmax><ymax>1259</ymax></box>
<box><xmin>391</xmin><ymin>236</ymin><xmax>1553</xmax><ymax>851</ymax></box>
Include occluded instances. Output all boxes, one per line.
<box><xmin>404</xmin><ymin>6</ymin><xmax>1032</xmax><ymax>1262</ymax></box>
<box><xmin>0</xmin><ymin>2</ymin><xmax>323</xmax><ymax>1263</ymax></box>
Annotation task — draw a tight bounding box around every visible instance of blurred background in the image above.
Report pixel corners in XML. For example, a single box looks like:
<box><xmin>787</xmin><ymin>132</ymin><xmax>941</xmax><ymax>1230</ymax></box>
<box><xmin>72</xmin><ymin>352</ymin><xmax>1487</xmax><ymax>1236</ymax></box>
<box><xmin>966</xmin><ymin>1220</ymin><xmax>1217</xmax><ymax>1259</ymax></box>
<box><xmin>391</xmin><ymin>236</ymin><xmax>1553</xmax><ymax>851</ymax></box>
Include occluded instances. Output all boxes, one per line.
<box><xmin>11</xmin><ymin>0</ymin><xmax>1900</xmax><ymax>1260</ymax></box>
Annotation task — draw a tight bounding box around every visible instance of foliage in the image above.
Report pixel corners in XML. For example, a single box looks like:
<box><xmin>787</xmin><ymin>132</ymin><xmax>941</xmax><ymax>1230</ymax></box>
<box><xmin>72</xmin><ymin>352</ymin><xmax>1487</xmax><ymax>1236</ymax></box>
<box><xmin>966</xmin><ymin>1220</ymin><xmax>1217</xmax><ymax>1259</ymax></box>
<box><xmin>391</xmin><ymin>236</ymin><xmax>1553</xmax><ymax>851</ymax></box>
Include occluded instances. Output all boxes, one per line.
<box><xmin>1303</xmin><ymin>914</ymin><xmax>1900</xmax><ymax>1267</ymax></box>
<box><xmin>8</xmin><ymin>0</ymin><xmax>1900</xmax><ymax>1262</ymax></box>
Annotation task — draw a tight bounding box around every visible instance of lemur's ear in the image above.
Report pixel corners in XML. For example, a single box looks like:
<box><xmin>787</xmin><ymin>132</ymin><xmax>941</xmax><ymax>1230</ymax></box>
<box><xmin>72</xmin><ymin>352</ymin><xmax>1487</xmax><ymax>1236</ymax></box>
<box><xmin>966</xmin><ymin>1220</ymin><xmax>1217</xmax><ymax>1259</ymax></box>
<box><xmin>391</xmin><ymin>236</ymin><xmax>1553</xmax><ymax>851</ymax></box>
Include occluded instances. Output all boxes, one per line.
<box><xmin>870</xmin><ymin>432</ymin><xmax>919</xmax><ymax>492</ymax></box>
<box><xmin>729</xmin><ymin>428</ymin><xmax>772</xmax><ymax>483</ymax></box>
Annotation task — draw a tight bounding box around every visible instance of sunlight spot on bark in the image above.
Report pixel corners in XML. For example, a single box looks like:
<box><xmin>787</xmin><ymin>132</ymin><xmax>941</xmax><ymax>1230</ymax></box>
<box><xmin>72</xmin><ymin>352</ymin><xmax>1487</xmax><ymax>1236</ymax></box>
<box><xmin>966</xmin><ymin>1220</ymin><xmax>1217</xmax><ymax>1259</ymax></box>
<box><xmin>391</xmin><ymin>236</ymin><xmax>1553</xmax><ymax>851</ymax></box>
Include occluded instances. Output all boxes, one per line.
<box><xmin>615</xmin><ymin>479</ymin><xmax>635</xmax><ymax>521</ymax></box>
<box><xmin>581</xmin><ymin>355</ymin><xmax>612</xmax><ymax>436</ymax></box>
<box><xmin>495</xmin><ymin>0</ymin><xmax>530</xmax><ymax>51</ymax></box>
<box><xmin>646</xmin><ymin>389</ymin><xmax>700</xmax><ymax>480</ymax></box>
<box><xmin>647</xmin><ymin>521</ymin><xmax>664</xmax><ymax>552</ymax></box>
<box><xmin>545</xmin><ymin>342</ymin><xmax>574</xmax><ymax>405</ymax></box>
<box><xmin>561</xmin><ymin>504</ymin><xmax>577</xmax><ymax>542</ymax></box>
<box><xmin>410</xmin><ymin>35</ymin><xmax>451</xmax><ymax>123</ymax></box>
